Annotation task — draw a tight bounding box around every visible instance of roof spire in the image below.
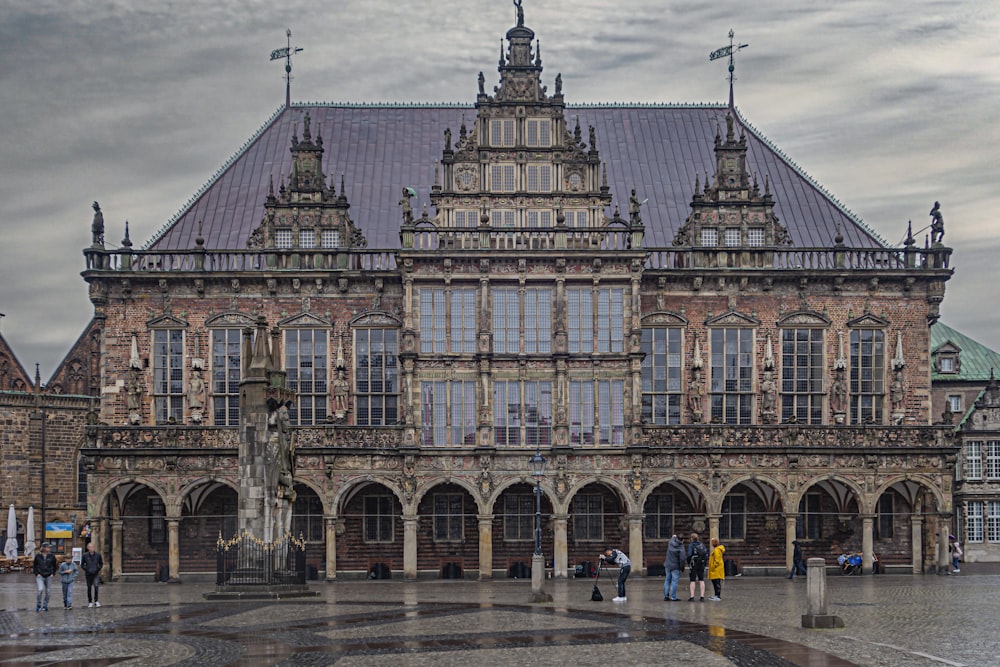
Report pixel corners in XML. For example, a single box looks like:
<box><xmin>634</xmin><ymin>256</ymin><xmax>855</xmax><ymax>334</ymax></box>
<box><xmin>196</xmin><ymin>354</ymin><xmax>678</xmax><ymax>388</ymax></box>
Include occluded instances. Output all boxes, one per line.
<box><xmin>709</xmin><ymin>29</ymin><xmax>749</xmax><ymax>111</ymax></box>
<box><xmin>270</xmin><ymin>28</ymin><xmax>304</xmax><ymax>109</ymax></box>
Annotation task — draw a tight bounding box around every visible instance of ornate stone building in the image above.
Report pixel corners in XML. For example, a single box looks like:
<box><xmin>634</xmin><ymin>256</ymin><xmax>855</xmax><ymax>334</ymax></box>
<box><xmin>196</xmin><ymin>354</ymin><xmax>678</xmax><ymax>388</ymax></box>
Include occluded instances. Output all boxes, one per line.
<box><xmin>931</xmin><ymin>323</ymin><xmax>1000</xmax><ymax>562</ymax></box>
<box><xmin>74</xmin><ymin>7</ymin><xmax>957</xmax><ymax>581</ymax></box>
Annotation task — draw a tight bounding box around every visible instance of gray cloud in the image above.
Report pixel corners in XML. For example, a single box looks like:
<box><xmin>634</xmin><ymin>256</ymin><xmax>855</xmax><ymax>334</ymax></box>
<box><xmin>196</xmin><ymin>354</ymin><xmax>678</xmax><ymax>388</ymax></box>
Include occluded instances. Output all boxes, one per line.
<box><xmin>1</xmin><ymin>0</ymin><xmax>998</xmax><ymax>378</ymax></box>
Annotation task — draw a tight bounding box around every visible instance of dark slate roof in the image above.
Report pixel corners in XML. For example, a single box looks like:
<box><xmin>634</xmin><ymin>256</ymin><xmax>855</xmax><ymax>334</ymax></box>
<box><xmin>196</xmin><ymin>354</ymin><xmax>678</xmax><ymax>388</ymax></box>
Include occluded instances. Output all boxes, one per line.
<box><xmin>931</xmin><ymin>322</ymin><xmax>1000</xmax><ymax>383</ymax></box>
<box><xmin>145</xmin><ymin>103</ymin><xmax>888</xmax><ymax>252</ymax></box>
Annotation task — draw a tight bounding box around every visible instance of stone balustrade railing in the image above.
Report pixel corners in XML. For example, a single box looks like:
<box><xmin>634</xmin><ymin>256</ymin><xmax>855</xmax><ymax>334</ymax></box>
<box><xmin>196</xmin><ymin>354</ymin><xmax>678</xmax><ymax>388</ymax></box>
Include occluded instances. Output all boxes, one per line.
<box><xmin>82</xmin><ymin>423</ymin><xmax>953</xmax><ymax>453</ymax></box>
<box><xmin>83</xmin><ymin>239</ymin><xmax>951</xmax><ymax>274</ymax></box>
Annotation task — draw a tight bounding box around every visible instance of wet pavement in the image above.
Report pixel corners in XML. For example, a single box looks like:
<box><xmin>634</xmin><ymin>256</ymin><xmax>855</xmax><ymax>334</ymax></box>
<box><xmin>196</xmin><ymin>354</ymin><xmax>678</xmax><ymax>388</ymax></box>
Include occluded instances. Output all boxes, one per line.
<box><xmin>1</xmin><ymin>565</ymin><xmax>997</xmax><ymax>666</ymax></box>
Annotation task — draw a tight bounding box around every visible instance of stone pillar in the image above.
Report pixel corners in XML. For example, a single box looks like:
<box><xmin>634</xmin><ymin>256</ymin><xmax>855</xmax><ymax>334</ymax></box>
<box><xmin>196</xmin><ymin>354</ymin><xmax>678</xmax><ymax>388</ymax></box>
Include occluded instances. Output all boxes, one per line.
<box><xmin>708</xmin><ymin>514</ymin><xmax>720</xmax><ymax>543</ymax></box>
<box><xmin>166</xmin><ymin>518</ymin><xmax>180</xmax><ymax>583</ymax></box>
<box><xmin>95</xmin><ymin>518</ymin><xmax>108</xmax><ymax>578</ymax></box>
<box><xmin>628</xmin><ymin>514</ymin><xmax>644</xmax><ymax>576</ymax></box>
<box><xmin>110</xmin><ymin>519</ymin><xmax>123</xmax><ymax>581</ymax></box>
<box><xmin>477</xmin><ymin>515</ymin><xmax>493</xmax><ymax>580</ymax></box>
<box><xmin>552</xmin><ymin>514</ymin><xmax>568</xmax><ymax>578</ymax></box>
<box><xmin>861</xmin><ymin>514</ymin><xmax>874</xmax><ymax>574</ymax></box>
<box><xmin>785</xmin><ymin>514</ymin><xmax>798</xmax><ymax>574</ymax></box>
<box><xmin>403</xmin><ymin>515</ymin><xmax>419</xmax><ymax>580</ymax></box>
<box><xmin>910</xmin><ymin>515</ymin><xmax>923</xmax><ymax>574</ymax></box>
<box><xmin>801</xmin><ymin>558</ymin><xmax>844</xmax><ymax>628</ymax></box>
<box><xmin>937</xmin><ymin>515</ymin><xmax>951</xmax><ymax>573</ymax></box>
<box><xmin>324</xmin><ymin>516</ymin><xmax>337</xmax><ymax>581</ymax></box>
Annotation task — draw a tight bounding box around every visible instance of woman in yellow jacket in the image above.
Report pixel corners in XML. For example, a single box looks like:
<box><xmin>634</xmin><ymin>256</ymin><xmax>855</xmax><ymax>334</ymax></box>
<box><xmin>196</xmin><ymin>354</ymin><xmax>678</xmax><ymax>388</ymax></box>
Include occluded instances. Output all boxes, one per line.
<box><xmin>707</xmin><ymin>538</ymin><xmax>725</xmax><ymax>601</ymax></box>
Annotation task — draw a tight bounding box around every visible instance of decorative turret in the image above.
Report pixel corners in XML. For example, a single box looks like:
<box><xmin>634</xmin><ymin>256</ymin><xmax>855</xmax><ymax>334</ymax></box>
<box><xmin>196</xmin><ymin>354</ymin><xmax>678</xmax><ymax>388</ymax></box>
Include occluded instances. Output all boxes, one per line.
<box><xmin>427</xmin><ymin>0</ymin><xmax>614</xmax><ymax>232</ymax></box>
<box><xmin>246</xmin><ymin>113</ymin><xmax>368</xmax><ymax>250</ymax></box>
<box><xmin>672</xmin><ymin>112</ymin><xmax>790</xmax><ymax>248</ymax></box>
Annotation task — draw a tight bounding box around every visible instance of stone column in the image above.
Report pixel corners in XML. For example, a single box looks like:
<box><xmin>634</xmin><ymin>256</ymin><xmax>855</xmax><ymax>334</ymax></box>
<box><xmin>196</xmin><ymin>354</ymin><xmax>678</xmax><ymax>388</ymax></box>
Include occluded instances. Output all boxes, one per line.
<box><xmin>910</xmin><ymin>515</ymin><xmax>923</xmax><ymax>574</ymax></box>
<box><xmin>403</xmin><ymin>515</ymin><xmax>419</xmax><ymax>580</ymax></box>
<box><xmin>937</xmin><ymin>515</ymin><xmax>951</xmax><ymax>573</ymax></box>
<box><xmin>552</xmin><ymin>514</ymin><xmax>568</xmax><ymax>578</ymax></box>
<box><xmin>785</xmin><ymin>514</ymin><xmax>798</xmax><ymax>574</ymax></box>
<box><xmin>477</xmin><ymin>515</ymin><xmax>493</xmax><ymax>580</ymax></box>
<box><xmin>95</xmin><ymin>518</ymin><xmax>108</xmax><ymax>578</ymax></box>
<box><xmin>708</xmin><ymin>514</ymin><xmax>720</xmax><ymax>543</ymax></box>
<box><xmin>324</xmin><ymin>516</ymin><xmax>337</xmax><ymax>581</ymax></box>
<box><xmin>166</xmin><ymin>518</ymin><xmax>180</xmax><ymax>583</ymax></box>
<box><xmin>628</xmin><ymin>514</ymin><xmax>644</xmax><ymax>576</ymax></box>
<box><xmin>801</xmin><ymin>558</ymin><xmax>844</xmax><ymax>628</ymax></box>
<box><xmin>861</xmin><ymin>514</ymin><xmax>874</xmax><ymax>574</ymax></box>
<box><xmin>110</xmin><ymin>520</ymin><xmax>123</xmax><ymax>581</ymax></box>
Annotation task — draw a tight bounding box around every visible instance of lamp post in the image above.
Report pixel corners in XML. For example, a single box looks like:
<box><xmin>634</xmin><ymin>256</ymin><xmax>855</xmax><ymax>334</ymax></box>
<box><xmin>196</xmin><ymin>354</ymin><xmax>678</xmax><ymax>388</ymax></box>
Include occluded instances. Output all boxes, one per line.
<box><xmin>528</xmin><ymin>449</ymin><xmax>551</xmax><ymax>601</ymax></box>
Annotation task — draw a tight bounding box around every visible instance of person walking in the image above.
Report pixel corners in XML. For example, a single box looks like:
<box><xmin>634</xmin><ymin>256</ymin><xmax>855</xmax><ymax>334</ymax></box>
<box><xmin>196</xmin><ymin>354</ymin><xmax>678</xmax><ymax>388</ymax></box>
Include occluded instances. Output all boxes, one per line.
<box><xmin>599</xmin><ymin>547</ymin><xmax>631</xmax><ymax>602</ymax></box>
<box><xmin>950</xmin><ymin>537</ymin><xmax>963</xmax><ymax>573</ymax></box>
<box><xmin>32</xmin><ymin>542</ymin><xmax>57</xmax><ymax>611</ymax></box>
<box><xmin>663</xmin><ymin>534</ymin><xmax>685</xmax><ymax>601</ymax></box>
<box><xmin>59</xmin><ymin>556</ymin><xmax>79</xmax><ymax>609</ymax></box>
<box><xmin>81</xmin><ymin>541</ymin><xmax>104</xmax><ymax>607</ymax></box>
<box><xmin>687</xmin><ymin>532</ymin><xmax>708</xmax><ymax>601</ymax></box>
<box><xmin>788</xmin><ymin>540</ymin><xmax>806</xmax><ymax>579</ymax></box>
<box><xmin>707</xmin><ymin>537</ymin><xmax>726</xmax><ymax>601</ymax></box>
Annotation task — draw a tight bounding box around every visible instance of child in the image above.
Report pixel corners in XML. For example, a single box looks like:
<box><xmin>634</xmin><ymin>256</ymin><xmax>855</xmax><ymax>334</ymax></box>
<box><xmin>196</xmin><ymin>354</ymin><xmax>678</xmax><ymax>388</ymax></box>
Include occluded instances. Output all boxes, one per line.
<box><xmin>59</xmin><ymin>556</ymin><xmax>79</xmax><ymax>609</ymax></box>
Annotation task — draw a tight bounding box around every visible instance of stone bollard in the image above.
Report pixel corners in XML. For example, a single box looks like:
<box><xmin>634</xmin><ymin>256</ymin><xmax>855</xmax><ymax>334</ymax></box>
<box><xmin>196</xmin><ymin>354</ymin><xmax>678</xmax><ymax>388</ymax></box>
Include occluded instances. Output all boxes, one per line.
<box><xmin>801</xmin><ymin>557</ymin><xmax>845</xmax><ymax>628</ymax></box>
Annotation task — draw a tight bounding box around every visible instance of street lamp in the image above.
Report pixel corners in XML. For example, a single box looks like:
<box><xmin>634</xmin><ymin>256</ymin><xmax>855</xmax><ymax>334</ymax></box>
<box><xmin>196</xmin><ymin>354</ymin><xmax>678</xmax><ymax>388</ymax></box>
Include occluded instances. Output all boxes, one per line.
<box><xmin>528</xmin><ymin>449</ymin><xmax>551</xmax><ymax>601</ymax></box>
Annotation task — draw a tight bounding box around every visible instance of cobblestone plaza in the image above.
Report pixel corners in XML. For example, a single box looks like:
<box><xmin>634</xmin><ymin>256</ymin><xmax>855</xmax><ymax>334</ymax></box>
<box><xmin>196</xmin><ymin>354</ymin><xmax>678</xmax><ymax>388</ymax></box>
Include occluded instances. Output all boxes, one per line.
<box><xmin>1</xmin><ymin>569</ymin><xmax>996</xmax><ymax>666</ymax></box>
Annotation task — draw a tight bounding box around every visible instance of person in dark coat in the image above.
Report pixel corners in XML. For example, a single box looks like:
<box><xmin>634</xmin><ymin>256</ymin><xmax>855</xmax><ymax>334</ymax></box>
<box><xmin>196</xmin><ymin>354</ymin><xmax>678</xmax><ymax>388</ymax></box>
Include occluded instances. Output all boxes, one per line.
<box><xmin>663</xmin><ymin>534</ymin><xmax>685</xmax><ymax>600</ymax></box>
<box><xmin>788</xmin><ymin>540</ymin><xmax>806</xmax><ymax>579</ymax></box>
<box><xmin>81</xmin><ymin>541</ymin><xmax>104</xmax><ymax>607</ymax></box>
<box><xmin>32</xmin><ymin>542</ymin><xmax>57</xmax><ymax>611</ymax></box>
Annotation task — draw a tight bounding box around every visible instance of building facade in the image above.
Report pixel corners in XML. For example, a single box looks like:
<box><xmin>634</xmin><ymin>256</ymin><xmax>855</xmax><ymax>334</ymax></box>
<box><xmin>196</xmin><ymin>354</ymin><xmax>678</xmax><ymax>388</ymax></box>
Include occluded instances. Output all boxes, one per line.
<box><xmin>931</xmin><ymin>323</ymin><xmax>1000</xmax><ymax>562</ymax></box>
<box><xmin>72</xmin><ymin>9</ymin><xmax>958</xmax><ymax>580</ymax></box>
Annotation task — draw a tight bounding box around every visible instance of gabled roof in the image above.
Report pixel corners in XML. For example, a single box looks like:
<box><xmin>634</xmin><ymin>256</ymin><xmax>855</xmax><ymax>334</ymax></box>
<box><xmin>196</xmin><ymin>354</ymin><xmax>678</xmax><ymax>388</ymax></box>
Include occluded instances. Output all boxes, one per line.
<box><xmin>0</xmin><ymin>331</ymin><xmax>33</xmax><ymax>393</ymax></box>
<box><xmin>45</xmin><ymin>317</ymin><xmax>101</xmax><ymax>397</ymax></box>
<box><xmin>144</xmin><ymin>103</ymin><xmax>888</xmax><ymax>253</ymax></box>
<box><xmin>931</xmin><ymin>322</ymin><xmax>1000</xmax><ymax>382</ymax></box>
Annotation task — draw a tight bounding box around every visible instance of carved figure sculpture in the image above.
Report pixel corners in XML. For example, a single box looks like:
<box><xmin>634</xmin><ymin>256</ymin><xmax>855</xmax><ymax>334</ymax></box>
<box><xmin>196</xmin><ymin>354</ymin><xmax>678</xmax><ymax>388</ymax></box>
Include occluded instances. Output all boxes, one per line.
<box><xmin>276</xmin><ymin>401</ymin><xmax>295</xmax><ymax>496</ymax></box>
<box><xmin>187</xmin><ymin>369</ymin><xmax>206</xmax><ymax>410</ymax></box>
<box><xmin>333</xmin><ymin>367</ymin><xmax>350</xmax><ymax>418</ymax></box>
<box><xmin>478</xmin><ymin>71</ymin><xmax>485</xmax><ymax>95</ymax></box>
<box><xmin>688</xmin><ymin>369</ymin><xmax>704</xmax><ymax>422</ymax></box>
<box><xmin>628</xmin><ymin>189</ymin><xmax>641</xmax><ymax>222</ymax></box>
<box><xmin>929</xmin><ymin>201</ymin><xmax>944</xmax><ymax>245</ymax></box>
<box><xmin>891</xmin><ymin>371</ymin><xmax>904</xmax><ymax>413</ymax></box>
<box><xmin>91</xmin><ymin>201</ymin><xmax>105</xmax><ymax>246</ymax></box>
<box><xmin>514</xmin><ymin>0</ymin><xmax>523</xmax><ymax>26</ymax></box>
<box><xmin>398</xmin><ymin>188</ymin><xmax>414</xmax><ymax>224</ymax></box>
<box><xmin>761</xmin><ymin>370</ymin><xmax>777</xmax><ymax>423</ymax></box>
<box><xmin>830</xmin><ymin>370</ymin><xmax>847</xmax><ymax>414</ymax></box>
<box><xmin>555</xmin><ymin>72</ymin><xmax>562</xmax><ymax>95</ymax></box>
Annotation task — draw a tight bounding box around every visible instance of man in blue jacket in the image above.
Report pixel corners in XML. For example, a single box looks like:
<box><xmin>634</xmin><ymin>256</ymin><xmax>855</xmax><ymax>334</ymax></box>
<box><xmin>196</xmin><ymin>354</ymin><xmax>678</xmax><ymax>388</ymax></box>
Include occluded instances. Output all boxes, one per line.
<box><xmin>663</xmin><ymin>534</ymin><xmax>685</xmax><ymax>600</ymax></box>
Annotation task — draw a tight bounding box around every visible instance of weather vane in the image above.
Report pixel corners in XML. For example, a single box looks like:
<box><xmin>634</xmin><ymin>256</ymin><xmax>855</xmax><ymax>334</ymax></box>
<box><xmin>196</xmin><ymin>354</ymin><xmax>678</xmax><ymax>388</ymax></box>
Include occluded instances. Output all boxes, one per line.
<box><xmin>270</xmin><ymin>28</ymin><xmax>304</xmax><ymax>109</ymax></box>
<box><xmin>709</xmin><ymin>29</ymin><xmax>748</xmax><ymax>109</ymax></box>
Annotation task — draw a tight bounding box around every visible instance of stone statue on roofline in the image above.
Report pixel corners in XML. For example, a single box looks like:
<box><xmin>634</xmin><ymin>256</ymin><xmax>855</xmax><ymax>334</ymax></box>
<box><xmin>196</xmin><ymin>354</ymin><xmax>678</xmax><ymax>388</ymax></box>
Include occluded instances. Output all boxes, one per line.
<box><xmin>929</xmin><ymin>201</ymin><xmax>944</xmax><ymax>245</ymax></box>
<box><xmin>399</xmin><ymin>187</ymin><xmax>414</xmax><ymax>225</ymax></box>
<box><xmin>91</xmin><ymin>201</ymin><xmax>105</xmax><ymax>247</ymax></box>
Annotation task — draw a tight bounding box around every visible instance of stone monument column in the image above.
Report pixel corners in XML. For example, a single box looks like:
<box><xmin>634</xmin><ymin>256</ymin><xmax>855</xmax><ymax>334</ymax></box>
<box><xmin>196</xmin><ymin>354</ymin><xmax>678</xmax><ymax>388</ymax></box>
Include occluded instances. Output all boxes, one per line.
<box><xmin>167</xmin><ymin>518</ymin><xmax>180</xmax><ymax>582</ymax></box>
<box><xmin>324</xmin><ymin>516</ymin><xmax>337</xmax><ymax>581</ymax></box>
<box><xmin>861</xmin><ymin>514</ymin><xmax>874</xmax><ymax>573</ymax></box>
<box><xmin>477</xmin><ymin>515</ymin><xmax>493</xmax><ymax>580</ymax></box>
<box><xmin>708</xmin><ymin>514</ymin><xmax>720</xmax><ymax>543</ymax></box>
<box><xmin>785</xmin><ymin>514</ymin><xmax>798</xmax><ymax>573</ymax></box>
<box><xmin>110</xmin><ymin>519</ymin><xmax>123</xmax><ymax>581</ymax></box>
<box><xmin>628</xmin><ymin>514</ymin><xmax>644</xmax><ymax>576</ymax></box>
<box><xmin>937</xmin><ymin>515</ymin><xmax>951</xmax><ymax>573</ymax></box>
<box><xmin>403</xmin><ymin>515</ymin><xmax>419</xmax><ymax>580</ymax></box>
<box><xmin>552</xmin><ymin>514</ymin><xmax>568</xmax><ymax>578</ymax></box>
<box><xmin>910</xmin><ymin>515</ymin><xmax>923</xmax><ymax>574</ymax></box>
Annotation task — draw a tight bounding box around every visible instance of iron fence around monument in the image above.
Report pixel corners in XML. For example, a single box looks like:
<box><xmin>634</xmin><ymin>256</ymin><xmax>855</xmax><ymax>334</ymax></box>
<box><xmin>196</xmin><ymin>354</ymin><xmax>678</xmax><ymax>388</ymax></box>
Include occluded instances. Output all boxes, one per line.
<box><xmin>215</xmin><ymin>530</ymin><xmax>307</xmax><ymax>587</ymax></box>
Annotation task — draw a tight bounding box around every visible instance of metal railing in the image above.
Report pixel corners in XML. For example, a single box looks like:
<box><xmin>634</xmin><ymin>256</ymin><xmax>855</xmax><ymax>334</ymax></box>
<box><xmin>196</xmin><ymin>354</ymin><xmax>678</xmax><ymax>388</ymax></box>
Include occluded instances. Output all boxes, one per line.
<box><xmin>215</xmin><ymin>530</ymin><xmax>307</xmax><ymax>587</ymax></box>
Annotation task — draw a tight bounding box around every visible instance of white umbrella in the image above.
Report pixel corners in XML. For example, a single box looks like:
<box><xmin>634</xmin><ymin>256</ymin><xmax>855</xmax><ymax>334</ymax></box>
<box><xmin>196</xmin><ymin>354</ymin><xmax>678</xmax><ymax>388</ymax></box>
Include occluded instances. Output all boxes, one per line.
<box><xmin>24</xmin><ymin>506</ymin><xmax>36</xmax><ymax>558</ymax></box>
<box><xmin>3</xmin><ymin>504</ymin><xmax>17</xmax><ymax>560</ymax></box>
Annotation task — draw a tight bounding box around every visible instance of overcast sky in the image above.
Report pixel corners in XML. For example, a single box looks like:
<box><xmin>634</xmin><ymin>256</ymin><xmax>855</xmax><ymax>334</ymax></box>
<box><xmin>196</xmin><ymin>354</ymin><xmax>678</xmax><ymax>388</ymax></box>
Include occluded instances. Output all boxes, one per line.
<box><xmin>2</xmin><ymin>0</ymin><xmax>998</xmax><ymax>379</ymax></box>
